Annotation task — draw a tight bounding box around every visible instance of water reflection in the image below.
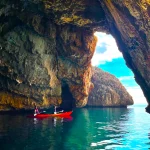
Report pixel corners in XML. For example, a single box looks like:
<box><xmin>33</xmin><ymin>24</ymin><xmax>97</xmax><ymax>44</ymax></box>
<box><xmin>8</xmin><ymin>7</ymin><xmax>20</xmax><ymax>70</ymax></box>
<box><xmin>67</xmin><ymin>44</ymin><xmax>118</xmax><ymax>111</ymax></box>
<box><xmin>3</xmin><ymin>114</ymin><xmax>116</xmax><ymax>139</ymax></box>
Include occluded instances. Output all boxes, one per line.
<box><xmin>67</xmin><ymin>108</ymin><xmax>130</xmax><ymax>149</ymax></box>
<box><xmin>33</xmin><ymin>118</ymin><xmax>38</xmax><ymax>125</ymax></box>
<box><xmin>0</xmin><ymin>113</ymin><xmax>73</xmax><ymax>150</ymax></box>
<box><xmin>53</xmin><ymin>117</ymin><xmax>62</xmax><ymax>127</ymax></box>
<box><xmin>0</xmin><ymin>107</ymin><xmax>150</xmax><ymax>149</ymax></box>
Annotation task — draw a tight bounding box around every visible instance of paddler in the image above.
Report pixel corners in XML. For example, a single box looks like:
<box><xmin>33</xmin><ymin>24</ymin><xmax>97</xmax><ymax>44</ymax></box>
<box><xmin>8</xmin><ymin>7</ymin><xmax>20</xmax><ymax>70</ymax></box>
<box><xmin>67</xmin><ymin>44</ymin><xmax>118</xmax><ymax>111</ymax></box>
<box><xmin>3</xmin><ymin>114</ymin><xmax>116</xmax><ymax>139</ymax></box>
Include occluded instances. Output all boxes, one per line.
<box><xmin>54</xmin><ymin>106</ymin><xmax>64</xmax><ymax>114</ymax></box>
<box><xmin>54</xmin><ymin>106</ymin><xmax>57</xmax><ymax>114</ymax></box>
<box><xmin>34</xmin><ymin>106</ymin><xmax>40</xmax><ymax>115</ymax></box>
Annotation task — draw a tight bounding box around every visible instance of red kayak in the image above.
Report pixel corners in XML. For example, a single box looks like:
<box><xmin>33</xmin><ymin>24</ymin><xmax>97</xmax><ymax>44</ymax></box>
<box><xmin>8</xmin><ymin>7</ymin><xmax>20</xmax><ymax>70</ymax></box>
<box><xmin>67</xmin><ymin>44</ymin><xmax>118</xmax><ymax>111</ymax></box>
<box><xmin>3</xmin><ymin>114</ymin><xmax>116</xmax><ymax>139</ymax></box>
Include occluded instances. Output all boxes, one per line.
<box><xmin>27</xmin><ymin>111</ymin><xmax>73</xmax><ymax>118</ymax></box>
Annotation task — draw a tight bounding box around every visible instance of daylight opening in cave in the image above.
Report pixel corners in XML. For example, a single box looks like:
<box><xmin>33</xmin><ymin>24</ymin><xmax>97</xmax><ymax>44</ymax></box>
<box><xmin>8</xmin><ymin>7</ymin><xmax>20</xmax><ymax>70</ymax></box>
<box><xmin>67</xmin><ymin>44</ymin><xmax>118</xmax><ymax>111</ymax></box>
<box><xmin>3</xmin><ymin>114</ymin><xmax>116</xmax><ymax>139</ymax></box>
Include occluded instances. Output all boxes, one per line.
<box><xmin>92</xmin><ymin>32</ymin><xmax>147</xmax><ymax>105</ymax></box>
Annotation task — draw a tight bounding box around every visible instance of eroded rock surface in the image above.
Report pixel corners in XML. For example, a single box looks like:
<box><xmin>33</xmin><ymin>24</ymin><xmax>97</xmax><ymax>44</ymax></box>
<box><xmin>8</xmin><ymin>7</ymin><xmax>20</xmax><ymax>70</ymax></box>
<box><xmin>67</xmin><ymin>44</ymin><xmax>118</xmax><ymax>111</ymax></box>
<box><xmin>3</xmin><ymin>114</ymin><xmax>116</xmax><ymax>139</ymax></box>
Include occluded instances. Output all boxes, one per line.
<box><xmin>88</xmin><ymin>67</ymin><xmax>133</xmax><ymax>107</ymax></box>
<box><xmin>0</xmin><ymin>0</ymin><xmax>150</xmax><ymax>111</ymax></box>
<box><xmin>0</xmin><ymin>24</ymin><xmax>96</xmax><ymax>110</ymax></box>
<box><xmin>0</xmin><ymin>0</ymin><xmax>100</xmax><ymax>110</ymax></box>
<box><xmin>99</xmin><ymin>0</ymin><xmax>150</xmax><ymax>112</ymax></box>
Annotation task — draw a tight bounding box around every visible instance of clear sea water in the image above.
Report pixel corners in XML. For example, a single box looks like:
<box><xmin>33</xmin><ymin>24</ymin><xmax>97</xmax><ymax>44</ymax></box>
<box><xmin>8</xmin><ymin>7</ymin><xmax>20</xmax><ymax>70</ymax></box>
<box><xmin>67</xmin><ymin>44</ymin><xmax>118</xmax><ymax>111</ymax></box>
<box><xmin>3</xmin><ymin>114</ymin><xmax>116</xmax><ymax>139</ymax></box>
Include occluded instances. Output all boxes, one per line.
<box><xmin>0</xmin><ymin>105</ymin><xmax>150</xmax><ymax>150</ymax></box>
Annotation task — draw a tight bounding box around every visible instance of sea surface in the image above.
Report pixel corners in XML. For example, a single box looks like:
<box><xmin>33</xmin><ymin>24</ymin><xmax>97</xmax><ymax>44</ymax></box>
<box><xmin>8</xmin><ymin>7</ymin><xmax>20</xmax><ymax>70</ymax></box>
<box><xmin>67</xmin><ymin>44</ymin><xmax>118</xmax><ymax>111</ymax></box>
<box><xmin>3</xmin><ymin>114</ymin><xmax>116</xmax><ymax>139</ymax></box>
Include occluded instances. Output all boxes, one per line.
<box><xmin>0</xmin><ymin>105</ymin><xmax>150</xmax><ymax>150</ymax></box>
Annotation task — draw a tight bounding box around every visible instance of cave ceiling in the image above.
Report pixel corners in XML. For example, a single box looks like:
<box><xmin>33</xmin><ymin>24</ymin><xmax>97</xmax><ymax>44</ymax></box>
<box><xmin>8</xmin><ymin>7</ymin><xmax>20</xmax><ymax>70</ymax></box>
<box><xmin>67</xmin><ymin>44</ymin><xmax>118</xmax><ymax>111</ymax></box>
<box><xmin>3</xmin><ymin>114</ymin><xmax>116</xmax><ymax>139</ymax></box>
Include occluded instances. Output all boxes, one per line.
<box><xmin>0</xmin><ymin>0</ymin><xmax>150</xmax><ymax>112</ymax></box>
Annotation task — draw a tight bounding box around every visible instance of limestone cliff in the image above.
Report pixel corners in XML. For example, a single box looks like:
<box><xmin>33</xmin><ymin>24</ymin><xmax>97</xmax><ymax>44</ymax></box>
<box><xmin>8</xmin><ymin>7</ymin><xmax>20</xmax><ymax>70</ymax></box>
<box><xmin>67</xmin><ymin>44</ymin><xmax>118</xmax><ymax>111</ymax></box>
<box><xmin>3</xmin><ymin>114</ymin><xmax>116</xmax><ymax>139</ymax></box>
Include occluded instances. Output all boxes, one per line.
<box><xmin>87</xmin><ymin>67</ymin><xmax>133</xmax><ymax>107</ymax></box>
<box><xmin>0</xmin><ymin>0</ymin><xmax>150</xmax><ymax>112</ymax></box>
<box><xmin>0</xmin><ymin>0</ymin><xmax>100</xmax><ymax>110</ymax></box>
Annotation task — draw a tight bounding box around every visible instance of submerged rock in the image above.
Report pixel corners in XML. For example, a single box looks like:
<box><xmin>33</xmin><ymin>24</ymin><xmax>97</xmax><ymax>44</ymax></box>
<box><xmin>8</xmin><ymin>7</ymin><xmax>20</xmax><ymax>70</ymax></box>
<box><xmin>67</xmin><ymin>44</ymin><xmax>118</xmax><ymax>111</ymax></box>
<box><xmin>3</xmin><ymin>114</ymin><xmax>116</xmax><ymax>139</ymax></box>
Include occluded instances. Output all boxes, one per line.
<box><xmin>88</xmin><ymin>67</ymin><xmax>133</xmax><ymax>107</ymax></box>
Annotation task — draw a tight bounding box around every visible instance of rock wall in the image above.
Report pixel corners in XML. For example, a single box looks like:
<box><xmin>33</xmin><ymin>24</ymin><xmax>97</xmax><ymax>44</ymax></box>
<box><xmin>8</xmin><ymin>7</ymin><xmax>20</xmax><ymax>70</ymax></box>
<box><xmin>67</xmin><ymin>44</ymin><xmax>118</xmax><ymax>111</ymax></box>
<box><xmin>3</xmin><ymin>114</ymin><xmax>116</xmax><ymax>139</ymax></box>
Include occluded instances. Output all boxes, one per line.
<box><xmin>87</xmin><ymin>67</ymin><xmax>133</xmax><ymax>107</ymax></box>
<box><xmin>0</xmin><ymin>0</ymin><xmax>150</xmax><ymax>112</ymax></box>
<box><xmin>99</xmin><ymin>0</ymin><xmax>150</xmax><ymax>112</ymax></box>
<box><xmin>0</xmin><ymin>0</ymin><xmax>100</xmax><ymax>110</ymax></box>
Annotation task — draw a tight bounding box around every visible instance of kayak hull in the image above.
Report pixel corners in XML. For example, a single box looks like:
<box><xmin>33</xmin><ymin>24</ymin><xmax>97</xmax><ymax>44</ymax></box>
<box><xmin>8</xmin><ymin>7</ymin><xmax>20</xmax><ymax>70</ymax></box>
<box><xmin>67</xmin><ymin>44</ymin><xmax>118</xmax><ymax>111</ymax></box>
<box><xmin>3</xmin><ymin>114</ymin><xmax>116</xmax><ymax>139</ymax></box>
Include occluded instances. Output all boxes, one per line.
<box><xmin>27</xmin><ymin>111</ymin><xmax>73</xmax><ymax>118</ymax></box>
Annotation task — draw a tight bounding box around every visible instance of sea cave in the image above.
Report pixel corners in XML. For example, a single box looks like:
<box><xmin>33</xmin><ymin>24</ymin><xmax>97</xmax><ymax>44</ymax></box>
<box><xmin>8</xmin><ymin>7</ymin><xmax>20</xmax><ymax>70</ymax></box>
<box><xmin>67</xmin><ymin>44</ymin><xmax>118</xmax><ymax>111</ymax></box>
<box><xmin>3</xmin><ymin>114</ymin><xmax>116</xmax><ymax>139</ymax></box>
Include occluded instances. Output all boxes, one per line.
<box><xmin>0</xmin><ymin>0</ymin><xmax>150</xmax><ymax>113</ymax></box>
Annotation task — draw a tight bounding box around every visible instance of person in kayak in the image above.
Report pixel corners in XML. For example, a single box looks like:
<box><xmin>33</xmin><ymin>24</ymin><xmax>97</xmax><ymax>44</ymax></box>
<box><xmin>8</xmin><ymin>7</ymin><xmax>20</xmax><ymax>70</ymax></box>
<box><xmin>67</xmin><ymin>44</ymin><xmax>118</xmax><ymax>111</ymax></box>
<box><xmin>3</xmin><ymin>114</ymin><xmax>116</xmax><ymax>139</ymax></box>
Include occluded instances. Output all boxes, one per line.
<box><xmin>34</xmin><ymin>106</ymin><xmax>40</xmax><ymax>115</ymax></box>
<box><xmin>54</xmin><ymin>106</ymin><xmax>57</xmax><ymax>114</ymax></box>
<box><xmin>54</xmin><ymin>106</ymin><xmax>64</xmax><ymax>114</ymax></box>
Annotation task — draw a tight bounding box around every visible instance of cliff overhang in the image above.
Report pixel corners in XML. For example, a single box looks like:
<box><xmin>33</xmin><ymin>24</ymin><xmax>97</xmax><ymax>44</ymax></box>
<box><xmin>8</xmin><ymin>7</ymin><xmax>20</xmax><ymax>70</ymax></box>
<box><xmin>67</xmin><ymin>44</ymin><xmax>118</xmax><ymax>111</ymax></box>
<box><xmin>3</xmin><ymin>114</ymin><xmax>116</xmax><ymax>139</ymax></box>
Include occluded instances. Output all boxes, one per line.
<box><xmin>0</xmin><ymin>0</ymin><xmax>150</xmax><ymax>112</ymax></box>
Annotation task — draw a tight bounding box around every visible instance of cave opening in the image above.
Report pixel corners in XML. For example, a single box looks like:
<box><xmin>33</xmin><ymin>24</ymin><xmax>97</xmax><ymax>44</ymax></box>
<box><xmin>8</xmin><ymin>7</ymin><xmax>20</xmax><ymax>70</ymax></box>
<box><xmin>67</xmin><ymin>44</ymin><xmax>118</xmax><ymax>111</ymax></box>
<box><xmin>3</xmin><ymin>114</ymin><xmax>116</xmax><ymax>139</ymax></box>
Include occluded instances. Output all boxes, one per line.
<box><xmin>60</xmin><ymin>82</ymin><xmax>76</xmax><ymax>111</ymax></box>
<box><xmin>92</xmin><ymin>32</ymin><xmax>147</xmax><ymax>105</ymax></box>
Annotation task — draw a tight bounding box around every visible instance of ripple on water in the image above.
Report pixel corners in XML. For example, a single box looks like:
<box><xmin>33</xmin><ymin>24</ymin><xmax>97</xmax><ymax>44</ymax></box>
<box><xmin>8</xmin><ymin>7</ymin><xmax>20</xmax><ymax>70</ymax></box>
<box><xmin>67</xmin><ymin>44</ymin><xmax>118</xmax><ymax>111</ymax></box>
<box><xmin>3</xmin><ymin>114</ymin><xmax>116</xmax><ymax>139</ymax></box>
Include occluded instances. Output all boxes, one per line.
<box><xmin>91</xmin><ymin>139</ymin><xmax>123</xmax><ymax>149</ymax></box>
<box><xmin>0</xmin><ymin>107</ymin><xmax>150</xmax><ymax>149</ymax></box>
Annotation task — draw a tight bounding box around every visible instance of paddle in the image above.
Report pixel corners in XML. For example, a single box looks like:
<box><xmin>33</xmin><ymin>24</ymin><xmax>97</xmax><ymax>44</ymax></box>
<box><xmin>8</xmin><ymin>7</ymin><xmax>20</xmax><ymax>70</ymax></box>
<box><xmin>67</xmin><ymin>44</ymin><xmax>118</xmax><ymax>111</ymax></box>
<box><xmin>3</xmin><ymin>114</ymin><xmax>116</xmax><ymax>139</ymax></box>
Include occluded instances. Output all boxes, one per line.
<box><xmin>34</xmin><ymin>111</ymin><xmax>46</xmax><ymax>116</ymax></box>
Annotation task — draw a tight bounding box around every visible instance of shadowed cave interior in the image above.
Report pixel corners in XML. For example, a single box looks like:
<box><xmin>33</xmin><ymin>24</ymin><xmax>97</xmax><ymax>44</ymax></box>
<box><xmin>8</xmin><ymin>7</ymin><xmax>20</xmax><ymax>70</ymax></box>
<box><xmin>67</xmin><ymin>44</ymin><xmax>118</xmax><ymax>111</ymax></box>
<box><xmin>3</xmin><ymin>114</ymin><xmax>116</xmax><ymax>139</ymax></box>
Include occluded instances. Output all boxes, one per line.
<box><xmin>60</xmin><ymin>83</ymin><xmax>76</xmax><ymax>111</ymax></box>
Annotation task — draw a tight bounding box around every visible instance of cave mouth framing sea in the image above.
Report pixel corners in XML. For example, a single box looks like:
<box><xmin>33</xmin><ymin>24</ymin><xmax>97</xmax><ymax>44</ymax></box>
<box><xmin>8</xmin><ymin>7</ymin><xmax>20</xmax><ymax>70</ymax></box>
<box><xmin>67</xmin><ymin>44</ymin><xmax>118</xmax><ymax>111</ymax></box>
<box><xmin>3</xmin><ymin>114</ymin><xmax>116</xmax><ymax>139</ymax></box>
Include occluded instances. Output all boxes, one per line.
<box><xmin>1</xmin><ymin>1</ymin><xmax>150</xmax><ymax>149</ymax></box>
<box><xmin>0</xmin><ymin>32</ymin><xmax>148</xmax><ymax>150</ymax></box>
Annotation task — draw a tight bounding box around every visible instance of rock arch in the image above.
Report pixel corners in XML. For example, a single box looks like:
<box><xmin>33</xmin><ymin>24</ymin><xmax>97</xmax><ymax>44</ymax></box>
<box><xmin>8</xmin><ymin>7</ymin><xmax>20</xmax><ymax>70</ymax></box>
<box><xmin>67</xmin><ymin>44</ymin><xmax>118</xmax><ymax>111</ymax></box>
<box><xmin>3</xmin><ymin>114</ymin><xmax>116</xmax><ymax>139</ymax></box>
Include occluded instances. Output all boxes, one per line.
<box><xmin>0</xmin><ymin>0</ymin><xmax>150</xmax><ymax>112</ymax></box>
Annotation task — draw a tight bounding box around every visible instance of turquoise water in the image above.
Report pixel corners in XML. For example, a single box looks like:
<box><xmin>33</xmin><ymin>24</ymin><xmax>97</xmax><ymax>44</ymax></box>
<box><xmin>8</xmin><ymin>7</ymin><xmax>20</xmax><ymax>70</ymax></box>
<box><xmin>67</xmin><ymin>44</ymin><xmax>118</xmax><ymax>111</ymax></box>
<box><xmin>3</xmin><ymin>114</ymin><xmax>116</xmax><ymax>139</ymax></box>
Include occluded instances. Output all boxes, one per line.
<box><xmin>0</xmin><ymin>105</ymin><xmax>150</xmax><ymax>150</ymax></box>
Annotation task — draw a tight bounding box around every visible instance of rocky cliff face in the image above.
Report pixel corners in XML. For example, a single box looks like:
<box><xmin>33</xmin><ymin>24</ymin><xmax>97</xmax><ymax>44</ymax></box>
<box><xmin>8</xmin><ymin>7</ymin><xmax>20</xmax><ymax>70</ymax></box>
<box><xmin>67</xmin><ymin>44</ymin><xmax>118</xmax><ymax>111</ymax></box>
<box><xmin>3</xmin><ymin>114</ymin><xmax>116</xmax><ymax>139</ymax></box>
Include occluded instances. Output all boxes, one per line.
<box><xmin>99</xmin><ymin>0</ymin><xmax>150</xmax><ymax>112</ymax></box>
<box><xmin>0</xmin><ymin>0</ymin><xmax>150</xmax><ymax>112</ymax></box>
<box><xmin>0</xmin><ymin>0</ymin><xmax>99</xmax><ymax>110</ymax></box>
<box><xmin>87</xmin><ymin>67</ymin><xmax>133</xmax><ymax>107</ymax></box>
